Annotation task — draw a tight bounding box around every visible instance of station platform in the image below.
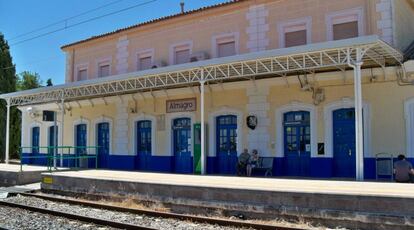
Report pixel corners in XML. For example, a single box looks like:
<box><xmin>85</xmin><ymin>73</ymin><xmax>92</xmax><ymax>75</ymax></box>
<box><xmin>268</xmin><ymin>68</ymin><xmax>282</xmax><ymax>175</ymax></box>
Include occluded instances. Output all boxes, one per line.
<box><xmin>41</xmin><ymin>170</ymin><xmax>414</xmax><ymax>229</ymax></box>
<box><xmin>0</xmin><ymin>164</ymin><xmax>64</xmax><ymax>187</ymax></box>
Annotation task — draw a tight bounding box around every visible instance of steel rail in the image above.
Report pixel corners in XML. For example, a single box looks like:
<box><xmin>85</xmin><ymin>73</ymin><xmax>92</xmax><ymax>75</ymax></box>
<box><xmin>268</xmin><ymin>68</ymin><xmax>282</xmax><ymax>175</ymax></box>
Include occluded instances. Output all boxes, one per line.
<box><xmin>16</xmin><ymin>192</ymin><xmax>304</xmax><ymax>230</ymax></box>
<box><xmin>0</xmin><ymin>199</ymin><xmax>156</xmax><ymax>230</ymax></box>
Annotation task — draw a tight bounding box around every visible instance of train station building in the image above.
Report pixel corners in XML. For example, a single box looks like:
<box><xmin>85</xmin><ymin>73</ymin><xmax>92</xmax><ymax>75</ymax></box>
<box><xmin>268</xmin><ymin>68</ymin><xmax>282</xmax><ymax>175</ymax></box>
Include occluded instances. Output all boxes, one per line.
<box><xmin>1</xmin><ymin>0</ymin><xmax>414</xmax><ymax>180</ymax></box>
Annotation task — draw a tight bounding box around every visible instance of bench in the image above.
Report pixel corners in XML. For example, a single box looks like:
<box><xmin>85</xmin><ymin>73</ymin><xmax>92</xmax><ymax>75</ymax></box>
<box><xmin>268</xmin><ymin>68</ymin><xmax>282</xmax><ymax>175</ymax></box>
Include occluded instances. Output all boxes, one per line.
<box><xmin>252</xmin><ymin>157</ymin><xmax>273</xmax><ymax>177</ymax></box>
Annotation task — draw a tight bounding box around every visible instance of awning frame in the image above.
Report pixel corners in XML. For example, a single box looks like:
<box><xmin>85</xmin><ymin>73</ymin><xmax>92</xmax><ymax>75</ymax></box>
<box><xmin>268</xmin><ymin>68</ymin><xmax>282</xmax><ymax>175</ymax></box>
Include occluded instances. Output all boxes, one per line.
<box><xmin>0</xmin><ymin>36</ymin><xmax>403</xmax><ymax>107</ymax></box>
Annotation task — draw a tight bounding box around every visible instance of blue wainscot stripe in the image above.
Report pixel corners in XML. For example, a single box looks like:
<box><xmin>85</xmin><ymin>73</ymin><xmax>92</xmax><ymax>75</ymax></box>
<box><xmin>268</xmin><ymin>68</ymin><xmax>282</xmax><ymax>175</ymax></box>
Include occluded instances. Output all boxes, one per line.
<box><xmin>107</xmin><ymin>155</ymin><xmax>136</xmax><ymax>170</ymax></box>
<box><xmin>21</xmin><ymin>153</ymin><xmax>31</xmax><ymax>165</ymax></box>
<box><xmin>272</xmin><ymin>157</ymin><xmax>285</xmax><ymax>176</ymax></box>
<box><xmin>21</xmin><ymin>153</ymin><xmax>49</xmax><ymax>166</ymax></box>
<box><xmin>363</xmin><ymin>158</ymin><xmax>376</xmax><ymax>180</ymax></box>
<box><xmin>207</xmin><ymin>157</ymin><xmax>218</xmax><ymax>174</ymax></box>
<box><xmin>310</xmin><ymin>157</ymin><xmax>333</xmax><ymax>178</ymax></box>
<box><xmin>148</xmin><ymin>156</ymin><xmax>173</xmax><ymax>173</ymax></box>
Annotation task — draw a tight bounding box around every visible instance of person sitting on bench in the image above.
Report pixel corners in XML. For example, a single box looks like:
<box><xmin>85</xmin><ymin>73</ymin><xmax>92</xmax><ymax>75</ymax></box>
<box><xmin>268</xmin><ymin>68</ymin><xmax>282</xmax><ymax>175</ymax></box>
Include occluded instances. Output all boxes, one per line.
<box><xmin>237</xmin><ymin>148</ymin><xmax>250</xmax><ymax>176</ymax></box>
<box><xmin>394</xmin><ymin>154</ymin><xmax>414</xmax><ymax>183</ymax></box>
<box><xmin>247</xmin><ymin>149</ymin><xmax>259</xmax><ymax>177</ymax></box>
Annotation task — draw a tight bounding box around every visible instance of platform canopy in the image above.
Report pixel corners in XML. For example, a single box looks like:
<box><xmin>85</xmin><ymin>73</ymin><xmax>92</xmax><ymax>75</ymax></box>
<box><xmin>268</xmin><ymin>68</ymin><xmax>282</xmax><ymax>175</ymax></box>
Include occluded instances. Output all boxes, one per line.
<box><xmin>0</xmin><ymin>35</ymin><xmax>403</xmax><ymax>107</ymax></box>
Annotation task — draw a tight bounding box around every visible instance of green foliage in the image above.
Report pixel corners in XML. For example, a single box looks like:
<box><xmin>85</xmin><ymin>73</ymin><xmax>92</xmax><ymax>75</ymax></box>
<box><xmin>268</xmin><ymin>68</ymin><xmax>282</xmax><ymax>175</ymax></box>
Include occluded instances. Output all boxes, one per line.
<box><xmin>0</xmin><ymin>33</ymin><xmax>18</xmax><ymax>161</ymax></box>
<box><xmin>0</xmin><ymin>34</ymin><xmax>45</xmax><ymax>161</ymax></box>
<box><xmin>17</xmin><ymin>71</ymin><xmax>43</xmax><ymax>90</ymax></box>
<box><xmin>46</xmin><ymin>78</ymin><xmax>53</xmax><ymax>86</ymax></box>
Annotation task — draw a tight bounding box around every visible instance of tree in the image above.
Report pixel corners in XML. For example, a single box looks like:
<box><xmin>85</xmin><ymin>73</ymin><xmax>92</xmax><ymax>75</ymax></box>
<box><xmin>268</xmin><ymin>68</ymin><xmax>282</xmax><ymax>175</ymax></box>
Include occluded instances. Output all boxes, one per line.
<box><xmin>17</xmin><ymin>71</ymin><xmax>42</xmax><ymax>90</ymax></box>
<box><xmin>46</xmin><ymin>78</ymin><xmax>53</xmax><ymax>86</ymax></box>
<box><xmin>0</xmin><ymin>33</ymin><xmax>18</xmax><ymax>161</ymax></box>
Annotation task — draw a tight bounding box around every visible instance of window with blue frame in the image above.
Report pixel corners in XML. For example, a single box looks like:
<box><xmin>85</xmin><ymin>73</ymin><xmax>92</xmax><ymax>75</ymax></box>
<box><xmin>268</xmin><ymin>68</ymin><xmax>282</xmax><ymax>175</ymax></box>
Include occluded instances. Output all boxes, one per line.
<box><xmin>136</xmin><ymin>120</ymin><xmax>152</xmax><ymax>154</ymax></box>
<box><xmin>75</xmin><ymin>124</ymin><xmax>87</xmax><ymax>155</ymax></box>
<box><xmin>31</xmin><ymin>126</ymin><xmax>40</xmax><ymax>154</ymax></box>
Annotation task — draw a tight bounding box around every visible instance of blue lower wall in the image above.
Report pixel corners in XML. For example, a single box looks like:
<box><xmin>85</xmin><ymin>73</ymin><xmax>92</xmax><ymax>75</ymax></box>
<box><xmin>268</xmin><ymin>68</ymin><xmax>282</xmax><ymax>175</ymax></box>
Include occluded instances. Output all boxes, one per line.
<box><xmin>107</xmin><ymin>155</ymin><xmax>135</xmax><ymax>170</ymax></box>
<box><xmin>310</xmin><ymin>158</ymin><xmax>333</xmax><ymax>178</ymax></box>
<box><xmin>22</xmin><ymin>153</ymin><xmax>410</xmax><ymax>179</ymax></box>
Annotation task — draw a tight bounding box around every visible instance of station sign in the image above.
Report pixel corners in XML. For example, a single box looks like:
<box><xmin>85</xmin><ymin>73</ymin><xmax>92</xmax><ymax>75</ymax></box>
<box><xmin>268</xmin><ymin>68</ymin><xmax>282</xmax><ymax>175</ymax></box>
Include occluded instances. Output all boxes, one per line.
<box><xmin>166</xmin><ymin>98</ymin><xmax>196</xmax><ymax>113</ymax></box>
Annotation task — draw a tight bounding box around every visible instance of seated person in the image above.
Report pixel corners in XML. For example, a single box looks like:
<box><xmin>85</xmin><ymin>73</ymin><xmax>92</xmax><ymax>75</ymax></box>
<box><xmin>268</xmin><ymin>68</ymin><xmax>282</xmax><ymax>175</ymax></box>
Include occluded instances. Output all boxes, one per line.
<box><xmin>394</xmin><ymin>154</ymin><xmax>414</xmax><ymax>183</ymax></box>
<box><xmin>236</xmin><ymin>148</ymin><xmax>250</xmax><ymax>176</ymax></box>
<box><xmin>247</xmin><ymin>149</ymin><xmax>259</xmax><ymax>177</ymax></box>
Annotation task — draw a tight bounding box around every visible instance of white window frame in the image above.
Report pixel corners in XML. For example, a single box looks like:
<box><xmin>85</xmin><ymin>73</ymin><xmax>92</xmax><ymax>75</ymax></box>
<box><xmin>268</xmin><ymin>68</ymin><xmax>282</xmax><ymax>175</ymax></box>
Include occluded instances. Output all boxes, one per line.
<box><xmin>46</xmin><ymin>122</ymin><xmax>61</xmax><ymax>154</ymax></box>
<box><xmin>278</xmin><ymin>17</ymin><xmax>312</xmax><ymax>48</ymax></box>
<box><xmin>275</xmin><ymin>102</ymin><xmax>318</xmax><ymax>158</ymax></box>
<box><xmin>73</xmin><ymin>118</ymin><xmax>90</xmax><ymax>153</ymax></box>
<box><xmin>28</xmin><ymin>122</ymin><xmax>42</xmax><ymax>154</ymax></box>
<box><xmin>211</xmin><ymin>32</ymin><xmax>240</xmax><ymax>58</ymax></box>
<box><xmin>75</xmin><ymin>63</ymin><xmax>89</xmax><ymax>81</ymax></box>
<box><xmin>405</xmin><ymin>97</ymin><xmax>414</xmax><ymax>158</ymax></box>
<box><xmin>165</xmin><ymin>112</ymin><xmax>195</xmax><ymax>156</ymax></box>
<box><xmin>326</xmin><ymin>7</ymin><xmax>365</xmax><ymax>41</ymax></box>
<box><xmin>169</xmin><ymin>40</ymin><xmax>193</xmax><ymax>65</ymax></box>
<box><xmin>208</xmin><ymin>107</ymin><xmax>243</xmax><ymax>157</ymax></box>
<box><xmin>130</xmin><ymin>113</ymin><xmax>157</xmax><ymax>156</ymax></box>
<box><xmin>96</xmin><ymin>57</ymin><xmax>112</xmax><ymax>78</ymax></box>
<box><xmin>93</xmin><ymin>116</ymin><xmax>113</xmax><ymax>156</ymax></box>
<box><xmin>135</xmin><ymin>48</ymin><xmax>155</xmax><ymax>71</ymax></box>
<box><xmin>323</xmin><ymin>98</ymin><xmax>371</xmax><ymax>158</ymax></box>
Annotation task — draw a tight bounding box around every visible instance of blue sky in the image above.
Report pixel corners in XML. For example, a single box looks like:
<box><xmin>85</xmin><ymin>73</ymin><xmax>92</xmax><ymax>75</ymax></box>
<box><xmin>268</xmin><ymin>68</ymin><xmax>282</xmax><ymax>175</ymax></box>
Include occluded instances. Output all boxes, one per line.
<box><xmin>0</xmin><ymin>0</ymin><xmax>228</xmax><ymax>85</ymax></box>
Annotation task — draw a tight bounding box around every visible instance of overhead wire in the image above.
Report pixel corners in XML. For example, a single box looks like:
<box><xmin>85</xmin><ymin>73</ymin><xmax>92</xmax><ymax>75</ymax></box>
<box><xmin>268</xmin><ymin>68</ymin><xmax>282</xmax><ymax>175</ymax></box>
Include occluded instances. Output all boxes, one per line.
<box><xmin>4</xmin><ymin>0</ymin><xmax>265</xmax><ymax>70</ymax></box>
<box><xmin>1</xmin><ymin>0</ymin><xmax>158</xmax><ymax>70</ymax></box>
<box><xmin>9</xmin><ymin>0</ymin><xmax>158</xmax><ymax>46</ymax></box>
<box><xmin>8</xmin><ymin>0</ymin><xmax>125</xmax><ymax>41</ymax></box>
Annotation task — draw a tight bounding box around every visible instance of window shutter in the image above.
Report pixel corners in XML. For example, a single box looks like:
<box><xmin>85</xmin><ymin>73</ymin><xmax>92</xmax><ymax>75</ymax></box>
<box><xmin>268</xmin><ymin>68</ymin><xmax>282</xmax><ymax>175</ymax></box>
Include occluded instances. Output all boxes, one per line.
<box><xmin>99</xmin><ymin>65</ymin><xmax>110</xmax><ymax>78</ymax></box>
<box><xmin>218</xmin><ymin>41</ymin><xmax>236</xmax><ymax>57</ymax></box>
<box><xmin>175</xmin><ymin>49</ymin><xmax>190</xmax><ymax>64</ymax></box>
<box><xmin>284</xmin><ymin>30</ymin><xmax>307</xmax><ymax>47</ymax></box>
<box><xmin>333</xmin><ymin>21</ymin><xmax>358</xmax><ymax>40</ymax></box>
<box><xmin>139</xmin><ymin>56</ymin><xmax>152</xmax><ymax>70</ymax></box>
<box><xmin>78</xmin><ymin>69</ymin><xmax>87</xmax><ymax>81</ymax></box>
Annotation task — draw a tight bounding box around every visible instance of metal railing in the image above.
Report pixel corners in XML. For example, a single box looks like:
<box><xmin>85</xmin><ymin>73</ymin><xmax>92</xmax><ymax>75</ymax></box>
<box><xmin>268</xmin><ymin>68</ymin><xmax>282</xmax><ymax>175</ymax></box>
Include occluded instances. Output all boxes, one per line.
<box><xmin>19</xmin><ymin>146</ymin><xmax>100</xmax><ymax>172</ymax></box>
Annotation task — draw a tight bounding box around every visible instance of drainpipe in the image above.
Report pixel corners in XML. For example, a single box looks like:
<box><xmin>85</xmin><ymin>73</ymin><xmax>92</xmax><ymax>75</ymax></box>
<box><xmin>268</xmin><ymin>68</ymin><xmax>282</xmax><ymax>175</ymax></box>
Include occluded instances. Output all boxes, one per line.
<box><xmin>348</xmin><ymin>48</ymin><xmax>365</xmax><ymax>181</ymax></box>
<box><xmin>5</xmin><ymin>98</ymin><xmax>10</xmax><ymax>164</ymax></box>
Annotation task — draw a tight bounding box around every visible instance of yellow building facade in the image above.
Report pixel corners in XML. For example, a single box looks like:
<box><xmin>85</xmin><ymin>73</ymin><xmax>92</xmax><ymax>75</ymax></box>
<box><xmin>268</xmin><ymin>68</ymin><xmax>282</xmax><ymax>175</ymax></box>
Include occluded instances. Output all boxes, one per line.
<box><xmin>3</xmin><ymin>0</ymin><xmax>414</xmax><ymax>179</ymax></box>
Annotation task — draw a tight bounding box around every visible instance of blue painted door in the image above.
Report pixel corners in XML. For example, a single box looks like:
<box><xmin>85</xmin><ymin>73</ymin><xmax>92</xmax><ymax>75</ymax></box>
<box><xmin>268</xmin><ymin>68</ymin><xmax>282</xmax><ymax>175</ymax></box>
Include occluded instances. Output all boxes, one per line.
<box><xmin>31</xmin><ymin>127</ymin><xmax>40</xmax><ymax>164</ymax></box>
<box><xmin>173</xmin><ymin>118</ymin><xmax>192</xmax><ymax>174</ymax></box>
<box><xmin>97</xmin><ymin>122</ymin><xmax>110</xmax><ymax>168</ymax></box>
<box><xmin>32</xmin><ymin>127</ymin><xmax>40</xmax><ymax>155</ymax></box>
<box><xmin>136</xmin><ymin>120</ymin><xmax>152</xmax><ymax>171</ymax></box>
<box><xmin>216</xmin><ymin>115</ymin><xmax>238</xmax><ymax>174</ymax></box>
<box><xmin>75</xmin><ymin>124</ymin><xmax>87</xmax><ymax>155</ymax></box>
<box><xmin>333</xmin><ymin>108</ymin><xmax>356</xmax><ymax>178</ymax></box>
<box><xmin>48</xmin><ymin>126</ymin><xmax>58</xmax><ymax>155</ymax></box>
<box><xmin>284</xmin><ymin>111</ymin><xmax>311</xmax><ymax>177</ymax></box>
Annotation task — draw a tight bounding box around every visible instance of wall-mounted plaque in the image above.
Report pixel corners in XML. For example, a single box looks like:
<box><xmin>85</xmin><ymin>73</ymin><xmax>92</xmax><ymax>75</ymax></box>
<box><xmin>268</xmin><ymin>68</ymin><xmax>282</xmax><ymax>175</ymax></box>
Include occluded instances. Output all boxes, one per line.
<box><xmin>246</xmin><ymin>115</ymin><xmax>258</xmax><ymax>130</ymax></box>
<box><xmin>166</xmin><ymin>98</ymin><xmax>196</xmax><ymax>113</ymax></box>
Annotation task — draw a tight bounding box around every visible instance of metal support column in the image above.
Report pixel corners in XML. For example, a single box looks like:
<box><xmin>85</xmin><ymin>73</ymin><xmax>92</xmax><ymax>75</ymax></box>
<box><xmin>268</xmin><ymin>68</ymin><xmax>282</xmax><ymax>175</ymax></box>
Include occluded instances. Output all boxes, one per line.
<box><xmin>53</xmin><ymin>111</ymin><xmax>57</xmax><ymax>168</ymax></box>
<box><xmin>200</xmin><ymin>71</ymin><xmax>206</xmax><ymax>175</ymax></box>
<box><xmin>60</xmin><ymin>98</ymin><xmax>65</xmax><ymax>167</ymax></box>
<box><xmin>349</xmin><ymin>48</ymin><xmax>365</xmax><ymax>181</ymax></box>
<box><xmin>5</xmin><ymin>99</ymin><xmax>10</xmax><ymax>164</ymax></box>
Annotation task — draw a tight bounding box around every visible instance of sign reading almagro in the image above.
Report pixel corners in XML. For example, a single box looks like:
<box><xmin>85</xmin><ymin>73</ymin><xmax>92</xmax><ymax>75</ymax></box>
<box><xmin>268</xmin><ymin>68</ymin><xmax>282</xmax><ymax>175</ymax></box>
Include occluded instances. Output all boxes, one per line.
<box><xmin>166</xmin><ymin>98</ymin><xmax>197</xmax><ymax>113</ymax></box>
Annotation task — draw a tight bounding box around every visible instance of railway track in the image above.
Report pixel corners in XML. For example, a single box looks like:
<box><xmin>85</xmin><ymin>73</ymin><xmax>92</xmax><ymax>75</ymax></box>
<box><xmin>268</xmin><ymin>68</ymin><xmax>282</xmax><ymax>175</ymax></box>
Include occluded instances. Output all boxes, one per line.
<box><xmin>6</xmin><ymin>192</ymin><xmax>305</xmax><ymax>230</ymax></box>
<box><xmin>0</xmin><ymin>198</ymin><xmax>156</xmax><ymax>230</ymax></box>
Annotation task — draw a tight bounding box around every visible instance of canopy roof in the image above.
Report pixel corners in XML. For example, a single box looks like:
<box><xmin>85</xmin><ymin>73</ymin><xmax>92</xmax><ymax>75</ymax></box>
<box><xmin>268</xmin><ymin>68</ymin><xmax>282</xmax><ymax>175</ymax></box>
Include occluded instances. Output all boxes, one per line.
<box><xmin>0</xmin><ymin>36</ymin><xmax>403</xmax><ymax>106</ymax></box>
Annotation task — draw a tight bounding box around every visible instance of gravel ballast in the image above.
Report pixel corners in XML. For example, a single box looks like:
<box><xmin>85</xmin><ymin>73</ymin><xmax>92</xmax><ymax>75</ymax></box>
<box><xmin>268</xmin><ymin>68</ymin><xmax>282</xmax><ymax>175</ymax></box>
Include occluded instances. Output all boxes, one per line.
<box><xmin>0</xmin><ymin>205</ymin><xmax>116</xmax><ymax>230</ymax></box>
<box><xmin>2</xmin><ymin>195</ymin><xmax>252</xmax><ymax>230</ymax></box>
